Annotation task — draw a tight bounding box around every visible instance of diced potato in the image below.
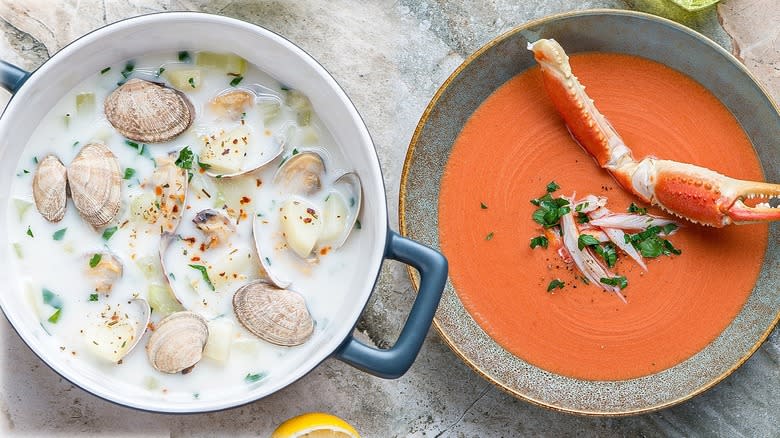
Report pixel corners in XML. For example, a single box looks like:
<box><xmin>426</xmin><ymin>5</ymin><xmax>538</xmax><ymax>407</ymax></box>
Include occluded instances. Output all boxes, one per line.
<box><xmin>147</xmin><ymin>283</ymin><xmax>182</xmax><ymax>317</ymax></box>
<box><xmin>13</xmin><ymin>198</ymin><xmax>32</xmax><ymax>221</ymax></box>
<box><xmin>203</xmin><ymin>318</ymin><xmax>235</xmax><ymax>362</ymax></box>
<box><xmin>165</xmin><ymin>69</ymin><xmax>202</xmax><ymax>90</ymax></box>
<box><xmin>232</xmin><ymin>336</ymin><xmax>261</xmax><ymax>354</ymax></box>
<box><xmin>130</xmin><ymin>192</ymin><xmax>160</xmax><ymax>224</ymax></box>
<box><xmin>135</xmin><ymin>255</ymin><xmax>162</xmax><ymax>280</ymax></box>
<box><xmin>199</xmin><ymin>126</ymin><xmax>251</xmax><ymax>174</ymax></box>
<box><xmin>195</xmin><ymin>52</ymin><xmax>247</xmax><ymax>75</ymax></box>
<box><xmin>320</xmin><ymin>192</ymin><xmax>349</xmax><ymax>245</ymax></box>
<box><xmin>84</xmin><ymin>318</ymin><xmax>137</xmax><ymax>362</ymax></box>
<box><xmin>280</xmin><ymin>198</ymin><xmax>323</xmax><ymax>258</ymax></box>
<box><xmin>213</xmin><ymin>176</ymin><xmax>256</xmax><ymax>211</ymax></box>
<box><xmin>298</xmin><ymin>126</ymin><xmax>319</xmax><ymax>145</ymax></box>
<box><xmin>209</xmin><ymin>249</ymin><xmax>254</xmax><ymax>289</ymax></box>
<box><xmin>285</xmin><ymin>90</ymin><xmax>312</xmax><ymax>126</ymax></box>
<box><xmin>76</xmin><ymin>92</ymin><xmax>95</xmax><ymax>114</ymax></box>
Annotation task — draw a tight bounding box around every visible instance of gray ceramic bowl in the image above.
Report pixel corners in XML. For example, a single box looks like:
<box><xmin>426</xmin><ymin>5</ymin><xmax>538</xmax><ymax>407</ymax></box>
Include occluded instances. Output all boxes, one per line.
<box><xmin>400</xmin><ymin>9</ymin><xmax>779</xmax><ymax>415</ymax></box>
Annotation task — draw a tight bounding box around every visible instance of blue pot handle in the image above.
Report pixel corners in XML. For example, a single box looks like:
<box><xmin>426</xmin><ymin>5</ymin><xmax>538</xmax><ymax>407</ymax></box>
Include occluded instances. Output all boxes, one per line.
<box><xmin>1</xmin><ymin>60</ymin><xmax>30</xmax><ymax>94</ymax></box>
<box><xmin>334</xmin><ymin>230</ymin><xmax>448</xmax><ymax>379</ymax></box>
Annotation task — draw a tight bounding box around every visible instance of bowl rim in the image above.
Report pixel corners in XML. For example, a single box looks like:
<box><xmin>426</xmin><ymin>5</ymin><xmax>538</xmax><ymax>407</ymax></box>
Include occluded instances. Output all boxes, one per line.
<box><xmin>398</xmin><ymin>8</ymin><xmax>780</xmax><ymax>416</ymax></box>
<box><xmin>0</xmin><ymin>11</ymin><xmax>387</xmax><ymax>414</ymax></box>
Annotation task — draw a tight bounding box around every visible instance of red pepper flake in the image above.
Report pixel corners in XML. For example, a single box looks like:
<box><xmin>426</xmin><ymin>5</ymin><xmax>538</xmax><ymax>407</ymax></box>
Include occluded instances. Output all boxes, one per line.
<box><xmin>219</xmin><ymin>272</ymin><xmax>226</xmax><ymax>277</ymax></box>
<box><xmin>232</xmin><ymin>138</ymin><xmax>239</xmax><ymax>144</ymax></box>
<box><xmin>232</xmin><ymin>273</ymin><xmax>238</xmax><ymax>279</ymax></box>
<box><xmin>303</xmin><ymin>217</ymin><xmax>312</xmax><ymax>224</ymax></box>
<box><xmin>199</xmin><ymin>243</ymin><xmax>207</xmax><ymax>252</ymax></box>
<box><xmin>306</xmin><ymin>208</ymin><xmax>316</xmax><ymax>215</ymax></box>
<box><xmin>319</xmin><ymin>246</ymin><xmax>331</xmax><ymax>256</ymax></box>
<box><xmin>191</xmin><ymin>256</ymin><xmax>201</xmax><ymax>262</ymax></box>
<box><xmin>155</xmin><ymin>186</ymin><xmax>163</xmax><ymax>196</ymax></box>
<box><xmin>222</xmin><ymin>148</ymin><xmax>230</xmax><ymax>156</ymax></box>
<box><xmin>255</xmin><ymin>179</ymin><xmax>262</xmax><ymax>187</ymax></box>
<box><xmin>182</xmin><ymin>237</ymin><xmax>196</xmax><ymax>246</ymax></box>
<box><xmin>240</xmin><ymin>196</ymin><xmax>251</xmax><ymax>205</ymax></box>
<box><xmin>172</xmin><ymin>204</ymin><xmax>179</xmax><ymax>213</ymax></box>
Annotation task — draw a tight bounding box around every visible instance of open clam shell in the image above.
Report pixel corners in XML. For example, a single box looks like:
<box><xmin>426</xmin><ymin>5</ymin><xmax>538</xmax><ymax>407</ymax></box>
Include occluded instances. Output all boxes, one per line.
<box><xmin>84</xmin><ymin>297</ymin><xmax>150</xmax><ymax>363</ymax></box>
<box><xmin>159</xmin><ymin>232</ymin><xmax>186</xmax><ymax>307</ymax></box>
<box><xmin>252</xmin><ymin>215</ymin><xmax>292</xmax><ymax>289</ymax></box>
<box><xmin>32</xmin><ymin>155</ymin><xmax>68</xmax><ymax>222</ymax></box>
<box><xmin>123</xmin><ymin>297</ymin><xmax>152</xmax><ymax>360</ymax></box>
<box><xmin>273</xmin><ymin>151</ymin><xmax>325</xmax><ymax>195</ymax></box>
<box><xmin>68</xmin><ymin>142</ymin><xmax>122</xmax><ymax>228</ymax></box>
<box><xmin>145</xmin><ymin>311</ymin><xmax>209</xmax><ymax>374</ymax></box>
<box><xmin>203</xmin><ymin>141</ymin><xmax>284</xmax><ymax>179</ymax></box>
<box><xmin>150</xmin><ymin>152</ymin><xmax>188</xmax><ymax>232</ymax></box>
<box><xmin>232</xmin><ymin>280</ymin><xmax>313</xmax><ymax>347</ymax></box>
<box><xmin>104</xmin><ymin>78</ymin><xmax>195</xmax><ymax>143</ymax></box>
<box><xmin>320</xmin><ymin>172</ymin><xmax>362</xmax><ymax>249</ymax></box>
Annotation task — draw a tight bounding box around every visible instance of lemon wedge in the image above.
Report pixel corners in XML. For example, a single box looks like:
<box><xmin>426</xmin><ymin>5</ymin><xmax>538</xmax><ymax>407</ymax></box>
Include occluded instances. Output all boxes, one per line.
<box><xmin>271</xmin><ymin>412</ymin><xmax>360</xmax><ymax>438</ymax></box>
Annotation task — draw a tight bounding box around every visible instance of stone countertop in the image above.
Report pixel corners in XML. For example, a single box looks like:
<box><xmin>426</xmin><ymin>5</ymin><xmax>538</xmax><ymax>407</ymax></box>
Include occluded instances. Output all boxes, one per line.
<box><xmin>0</xmin><ymin>1</ymin><xmax>777</xmax><ymax>436</ymax></box>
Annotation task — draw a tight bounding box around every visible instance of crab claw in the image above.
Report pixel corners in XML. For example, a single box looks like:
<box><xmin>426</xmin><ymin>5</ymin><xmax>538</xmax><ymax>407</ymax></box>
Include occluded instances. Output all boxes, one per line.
<box><xmin>528</xmin><ymin>38</ymin><xmax>780</xmax><ymax>227</ymax></box>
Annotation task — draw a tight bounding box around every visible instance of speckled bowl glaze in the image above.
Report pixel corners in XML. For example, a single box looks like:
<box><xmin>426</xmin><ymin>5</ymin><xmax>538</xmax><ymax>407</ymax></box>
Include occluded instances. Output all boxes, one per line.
<box><xmin>400</xmin><ymin>9</ymin><xmax>779</xmax><ymax>416</ymax></box>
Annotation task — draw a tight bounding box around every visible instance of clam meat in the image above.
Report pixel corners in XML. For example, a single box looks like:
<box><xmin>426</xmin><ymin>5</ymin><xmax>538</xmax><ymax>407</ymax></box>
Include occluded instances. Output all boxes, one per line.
<box><xmin>86</xmin><ymin>252</ymin><xmax>123</xmax><ymax>293</ymax></box>
<box><xmin>32</xmin><ymin>155</ymin><xmax>68</xmax><ymax>222</ymax></box>
<box><xmin>149</xmin><ymin>152</ymin><xmax>188</xmax><ymax>232</ymax></box>
<box><xmin>232</xmin><ymin>280</ymin><xmax>313</xmax><ymax>346</ymax></box>
<box><xmin>252</xmin><ymin>215</ymin><xmax>292</xmax><ymax>289</ymax></box>
<box><xmin>68</xmin><ymin>142</ymin><xmax>122</xmax><ymax>228</ymax></box>
<box><xmin>193</xmin><ymin>208</ymin><xmax>235</xmax><ymax>248</ymax></box>
<box><xmin>104</xmin><ymin>78</ymin><xmax>195</xmax><ymax>143</ymax></box>
<box><xmin>208</xmin><ymin>89</ymin><xmax>254</xmax><ymax>120</ymax></box>
<box><xmin>273</xmin><ymin>151</ymin><xmax>325</xmax><ymax>195</ymax></box>
<box><xmin>146</xmin><ymin>311</ymin><xmax>209</xmax><ymax>374</ymax></box>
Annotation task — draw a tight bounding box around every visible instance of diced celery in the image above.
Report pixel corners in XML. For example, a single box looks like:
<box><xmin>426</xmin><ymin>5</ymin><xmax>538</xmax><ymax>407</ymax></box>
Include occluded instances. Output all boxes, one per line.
<box><xmin>135</xmin><ymin>255</ymin><xmax>162</xmax><ymax>279</ymax></box>
<box><xmin>213</xmin><ymin>190</ymin><xmax>228</xmax><ymax>209</ymax></box>
<box><xmin>195</xmin><ymin>52</ymin><xmax>247</xmax><ymax>75</ymax></box>
<box><xmin>76</xmin><ymin>92</ymin><xmax>95</xmax><ymax>114</ymax></box>
<box><xmin>203</xmin><ymin>318</ymin><xmax>234</xmax><ymax>362</ymax></box>
<box><xmin>13</xmin><ymin>198</ymin><xmax>32</xmax><ymax>221</ymax></box>
<box><xmin>259</xmin><ymin>101</ymin><xmax>281</xmax><ymax>125</ymax></box>
<box><xmin>147</xmin><ymin>283</ymin><xmax>182</xmax><ymax>317</ymax></box>
<box><xmin>285</xmin><ymin>90</ymin><xmax>312</xmax><ymax>126</ymax></box>
<box><xmin>165</xmin><ymin>69</ymin><xmax>201</xmax><ymax>90</ymax></box>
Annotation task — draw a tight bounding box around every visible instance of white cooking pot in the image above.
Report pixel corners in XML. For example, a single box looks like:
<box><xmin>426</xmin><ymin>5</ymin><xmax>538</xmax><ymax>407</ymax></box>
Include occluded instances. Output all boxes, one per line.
<box><xmin>0</xmin><ymin>12</ymin><xmax>447</xmax><ymax>413</ymax></box>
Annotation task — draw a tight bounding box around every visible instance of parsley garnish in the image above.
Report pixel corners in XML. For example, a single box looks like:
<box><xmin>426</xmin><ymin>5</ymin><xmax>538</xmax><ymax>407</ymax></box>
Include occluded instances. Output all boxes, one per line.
<box><xmin>546</xmin><ymin>181</ymin><xmax>560</xmax><ymax>193</ymax></box>
<box><xmin>188</xmin><ymin>77</ymin><xmax>196</xmax><ymax>88</ymax></box>
<box><xmin>547</xmin><ymin>279</ymin><xmax>565</xmax><ymax>292</ymax></box>
<box><xmin>52</xmin><ymin>228</ymin><xmax>67</xmax><ymax>241</ymax></box>
<box><xmin>102</xmin><ymin>226</ymin><xmax>118</xmax><ymax>241</ymax></box>
<box><xmin>189</xmin><ymin>264</ymin><xmax>215</xmax><ymax>291</ymax></box>
<box><xmin>175</xmin><ymin>146</ymin><xmax>194</xmax><ymax>169</ymax></box>
<box><xmin>156</xmin><ymin>67</ymin><xmax>166</xmax><ymax>76</ymax></box>
<box><xmin>480</xmin><ymin>202</ymin><xmax>488</xmax><ymax>209</ymax></box>
<box><xmin>100</xmin><ymin>67</ymin><xmax>111</xmax><ymax>74</ymax></box>
<box><xmin>178</xmin><ymin>51</ymin><xmax>191</xmax><ymax>62</ymax></box>
<box><xmin>88</xmin><ymin>294</ymin><xmax>98</xmax><ymax>302</ymax></box>
<box><xmin>120</xmin><ymin>62</ymin><xmax>135</xmax><ymax>79</ymax></box>
<box><xmin>577</xmin><ymin>234</ymin><xmax>601</xmax><ymax>250</ymax></box>
<box><xmin>485</xmin><ymin>232</ymin><xmax>494</xmax><ymax>241</ymax></box>
<box><xmin>196</xmin><ymin>156</ymin><xmax>211</xmax><ymax>170</ymax></box>
<box><xmin>125</xmin><ymin>140</ymin><xmax>140</xmax><ymax>150</ymax></box>
<box><xmin>124</xmin><ymin>168</ymin><xmax>136</xmax><ymax>179</ymax></box>
<box><xmin>355</xmin><ymin>219</ymin><xmax>362</xmax><ymax>230</ymax></box>
<box><xmin>576</xmin><ymin>213</ymin><xmax>590</xmax><ymax>224</ymax></box>
<box><xmin>624</xmin><ymin>225</ymin><xmax>682</xmax><ymax>258</ymax></box>
<box><xmin>600</xmin><ymin>276</ymin><xmax>628</xmax><ymax>290</ymax></box>
<box><xmin>229</xmin><ymin>75</ymin><xmax>244</xmax><ymax>87</ymax></box>
<box><xmin>530</xmin><ymin>235</ymin><xmax>548</xmax><ymax>249</ymax></box>
<box><xmin>89</xmin><ymin>253</ymin><xmax>102</xmax><ymax>268</ymax></box>
<box><xmin>627</xmin><ymin>203</ymin><xmax>648</xmax><ymax>215</ymax></box>
<box><xmin>244</xmin><ymin>372</ymin><xmax>266</xmax><ymax>383</ymax></box>
<box><xmin>47</xmin><ymin>308</ymin><xmax>62</xmax><ymax>323</ymax></box>
<box><xmin>531</xmin><ymin>190</ymin><xmax>571</xmax><ymax>228</ymax></box>
<box><xmin>26</xmin><ymin>226</ymin><xmax>34</xmax><ymax>238</ymax></box>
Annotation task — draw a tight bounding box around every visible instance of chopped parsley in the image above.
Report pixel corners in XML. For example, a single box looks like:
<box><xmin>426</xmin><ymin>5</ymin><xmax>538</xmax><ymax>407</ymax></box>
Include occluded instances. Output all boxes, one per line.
<box><xmin>546</xmin><ymin>181</ymin><xmax>560</xmax><ymax>193</ymax></box>
<box><xmin>485</xmin><ymin>232</ymin><xmax>494</xmax><ymax>241</ymax></box>
<box><xmin>627</xmin><ymin>202</ymin><xmax>648</xmax><ymax>215</ymax></box>
<box><xmin>576</xmin><ymin>212</ymin><xmax>590</xmax><ymax>224</ymax></box>
<box><xmin>100</xmin><ymin>67</ymin><xmax>111</xmax><ymax>74</ymax></box>
<box><xmin>26</xmin><ymin>226</ymin><xmax>34</xmax><ymax>238</ymax></box>
<box><xmin>189</xmin><ymin>264</ymin><xmax>215</xmax><ymax>291</ymax></box>
<box><xmin>244</xmin><ymin>372</ymin><xmax>266</xmax><ymax>383</ymax></box>
<box><xmin>89</xmin><ymin>253</ymin><xmax>102</xmax><ymax>268</ymax></box>
<box><xmin>578</xmin><ymin>235</ymin><xmax>618</xmax><ymax>268</ymax></box>
<box><xmin>88</xmin><ymin>294</ymin><xmax>98</xmax><ymax>302</ymax></box>
<box><xmin>156</xmin><ymin>67</ymin><xmax>166</xmax><ymax>77</ymax></box>
<box><xmin>47</xmin><ymin>308</ymin><xmax>62</xmax><ymax>323</ymax></box>
<box><xmin>624</xmin><ymin>225</ymin><xmax>681</xmax><ymax>258</ymax></box>
<box><xmin>52</xmin><ymin>228</ymin><xmax>67</xmax><ymax>241</ymax></box>
<box><xmin>188</xmin><ymin>77</ymin><xmax>196</xmax><ymax>88</ymax></box>
<box><xmin>355</xmin><ymin>219</ymin><xmax>362</xmax><ymax>230</ymax></box>
<box><xmin>178</xmin><ymin>51</ymin><xmax>191</xmax><ymax>62</ymax></box>
<box><xmin>575</xmin><ymin>202</ymin><xmax>589</xmax><ymax>212</ymax></box>
<box><xmin>175</xmin><ymin>146</ymin><xmax>194</xmax><ymax>169</ymax></box>
<box><xmin>577</xmin><ymin>234</ymin><xmax>601</xmax><ymax>250</ymax></box>
<box><xmin>42</xmin><ymin>288</ymin><xmax>63</xmax><ymax>323</ymax></box>
<box><xmin>547</xmin><ymin>279</ymin><xmax>565</xmax><ymax>292</ymax></box>
<box><xmin>120</xmin><ymin>61</ymin><xmax>135</xmax><ymax>79</ymax></box>
<box><xmin>600</xmin><ymin>276</ymin><xmax>628</xmax><ymax>290</ymax></box>
<box><xmin>480</xmin><ymin>202</ymin><xmax>488</xmax><ymax>209</ymax></box>
<box><xmin>124</xmin><ymin>167</ymin><xmax>136</xmax><ymax>179</ymax></box>
<box><xmin>530</xmin><ymin>235</ymin><xmax>548</xmax><ymax>249</ymax></box>
<box><xmin>196</xmin><ymin>156</ymin><xmax>211</xmax><ymax>170</ymax></box>
<box><xmin>229</xmin><ymin>75</ymin><xmax>244</xmax><ymax>87</ymax></box>
<box><xmin>531</xmin><ymin>190</ymin><xmax>571</xmax><ymax>228</ymax></box>
<box><xmin>102</xmin><ymin>226</ymin><xmax>118</xmax><ymax>241</ymax></box>
<box><xmin>125</xmin><ymin>139</ymin><xmax>140</xmax><ymax>150</ymax></box>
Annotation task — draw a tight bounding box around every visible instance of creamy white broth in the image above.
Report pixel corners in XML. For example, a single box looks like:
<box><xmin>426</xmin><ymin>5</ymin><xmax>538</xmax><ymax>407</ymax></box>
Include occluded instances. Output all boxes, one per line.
<box><xmin>8</xmin><ymin>51</ymin><xmax>364</xmax><ymax>402</ymax></box>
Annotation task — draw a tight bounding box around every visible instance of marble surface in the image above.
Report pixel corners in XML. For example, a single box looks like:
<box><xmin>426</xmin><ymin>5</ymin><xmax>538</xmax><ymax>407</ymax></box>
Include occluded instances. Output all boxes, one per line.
<box><xmin>0</xmin><ymin>0</ymin><xmax>777</xmax><ymax>436</ymax></box>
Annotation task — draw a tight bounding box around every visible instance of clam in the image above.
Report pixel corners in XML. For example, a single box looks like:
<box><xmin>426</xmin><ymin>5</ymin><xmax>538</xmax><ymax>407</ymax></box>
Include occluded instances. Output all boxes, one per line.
<box><xmin>146</xmin><ymin>311</ymin><xmax>209</xmax><ymax>374</ymax></box>
<box><xmin>32</xmin><ymin>155</ymin><xmax>68</xmax><ymax>222</ymax></box>
<box><xmin>232</xmin><ymin>280</ymin><xmax>313</xmax><ymax>346</ymax></box>
<box><xmin>273</xmin><ymin>151</ymin><xmax>325</xmax><ymax>195</ymax></box>
<box><xmin>84</xmin><ymin>298</ymin><xmax>150</xmax><ymax>363</ymax></box>
<box><xmin>68</xmin><ymin>142</ymin><xmax>122</xmax><ymax>228</ymax></box>
<box><xmin>208</xmin><ymin>89</ymin><xmax>254</xmax><ymax>120</ymax></box>
<box><xmin>252</xmin><ymin>215</ymin><xmax>292</xmax><ymax>289</ymax></box>
<box><xmin>104</xmin><ymin>78</ymin><xmax>194</xmax><ymax>143</ymax></box>
<box><xmin>158</xmin><ymin>232</ymin><xmax>186</xmax><ymax>306</ymax></box>
<box><xmin>319</xmin><ymin>172</ymin><xmax>362</xmax><ymax>249</ymax></box>
<box><xmin>193</xmin><ymin>209</ymin><xmax>235</xmax><ymax>248</ymax></box>
<box><xmin>201</xmin><ymin>129</ymin><xmax>284</xmax><ymax>179</ymax></box>
<box><xmin>150</xmin><ymin>152</ymin><xmax>188</xmax><ymax>232</ymax></box>
<box><xmin>86</xmin><ymin>252</ymin><xmax>123</xmax><ymax>293</ymax></box>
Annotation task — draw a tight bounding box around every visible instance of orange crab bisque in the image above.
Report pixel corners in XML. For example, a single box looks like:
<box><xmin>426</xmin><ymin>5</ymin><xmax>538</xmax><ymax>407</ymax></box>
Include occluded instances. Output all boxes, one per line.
<box><xmin>438</xmin><ymin>51</ymin><xmax>769</xmax><ymax>380</ymax></box>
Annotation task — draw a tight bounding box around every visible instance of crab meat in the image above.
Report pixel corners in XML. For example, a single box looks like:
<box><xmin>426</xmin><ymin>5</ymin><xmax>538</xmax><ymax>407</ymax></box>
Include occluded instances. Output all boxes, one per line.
<box><xmin>529</xmin><ymin>39</ymin><xmax>780</xmax><ymax>227</ymax></box>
